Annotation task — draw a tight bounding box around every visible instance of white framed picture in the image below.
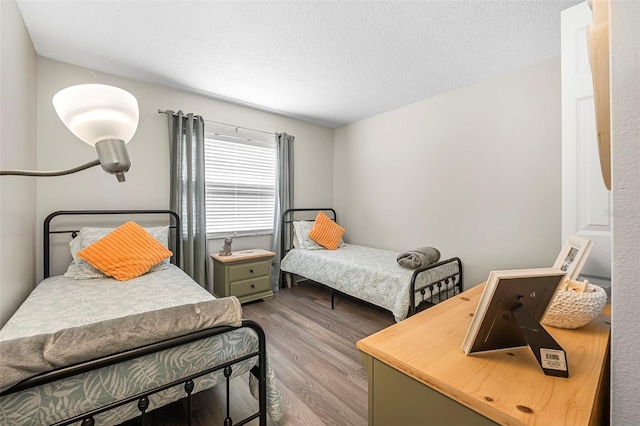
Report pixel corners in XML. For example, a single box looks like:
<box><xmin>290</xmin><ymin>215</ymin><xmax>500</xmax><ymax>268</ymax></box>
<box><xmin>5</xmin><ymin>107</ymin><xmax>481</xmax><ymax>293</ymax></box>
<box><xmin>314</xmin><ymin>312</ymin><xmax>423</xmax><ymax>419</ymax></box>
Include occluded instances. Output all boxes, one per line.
<box><xmin>553</xmin><ymin>235</ymin><xmax>594</xmax><ymax>280</ymax></box>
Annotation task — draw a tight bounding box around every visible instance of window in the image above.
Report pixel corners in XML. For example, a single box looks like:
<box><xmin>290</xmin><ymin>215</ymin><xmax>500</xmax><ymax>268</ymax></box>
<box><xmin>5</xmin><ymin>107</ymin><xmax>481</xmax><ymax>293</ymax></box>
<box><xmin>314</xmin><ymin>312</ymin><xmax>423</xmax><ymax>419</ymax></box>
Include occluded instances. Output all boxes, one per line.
<box><xmin>204</xmin><ymin>125</ymin><xmax>276</xmax><ymax>238</ymax></box>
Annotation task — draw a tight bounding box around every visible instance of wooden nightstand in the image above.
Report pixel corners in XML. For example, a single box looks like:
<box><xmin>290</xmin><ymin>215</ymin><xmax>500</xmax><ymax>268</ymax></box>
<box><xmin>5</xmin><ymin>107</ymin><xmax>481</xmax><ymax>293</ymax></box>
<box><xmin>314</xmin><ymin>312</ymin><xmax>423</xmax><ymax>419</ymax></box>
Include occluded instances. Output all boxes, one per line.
<box><xmin>211</xmin><ymin>249</ymin><xmax>275</xmax><ymax>304</ymax></box>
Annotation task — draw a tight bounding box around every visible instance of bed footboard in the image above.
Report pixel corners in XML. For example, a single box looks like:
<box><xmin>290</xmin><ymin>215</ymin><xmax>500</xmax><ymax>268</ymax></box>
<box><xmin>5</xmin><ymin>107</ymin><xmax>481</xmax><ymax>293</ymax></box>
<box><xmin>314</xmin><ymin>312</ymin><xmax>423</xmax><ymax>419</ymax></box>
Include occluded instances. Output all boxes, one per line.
<box><xmin>2</xmin><ymin>320</ymin><xmax>268</xmax><ymax>426</ymax></box>
<box><xmin>409</xmin><ymin>257</ymin><xmax>463</xmax><ymax>316</ymax></box>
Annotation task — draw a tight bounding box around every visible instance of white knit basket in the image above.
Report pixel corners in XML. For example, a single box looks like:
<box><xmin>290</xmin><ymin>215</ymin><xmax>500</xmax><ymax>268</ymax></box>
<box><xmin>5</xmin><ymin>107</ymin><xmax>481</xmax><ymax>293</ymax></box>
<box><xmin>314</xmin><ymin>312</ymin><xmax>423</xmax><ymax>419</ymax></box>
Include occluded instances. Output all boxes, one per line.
<box><xmin>542</xmin><ymin>284</ymin><xmax>607</xmax><ymax>329</ymax></box>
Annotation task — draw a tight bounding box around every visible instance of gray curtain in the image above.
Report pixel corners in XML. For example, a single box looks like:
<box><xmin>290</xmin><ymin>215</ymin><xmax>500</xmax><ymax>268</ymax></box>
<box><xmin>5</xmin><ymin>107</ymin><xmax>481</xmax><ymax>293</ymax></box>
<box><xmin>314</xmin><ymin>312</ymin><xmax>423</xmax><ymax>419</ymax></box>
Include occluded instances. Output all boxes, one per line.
<box><xmin>271</xmin><ymin>133</ymin><xmax>295</xmax><ymax>290</ymax></box>
<box><xmin>167</xmin><ymin>111</ymin><xmax>208</xmax><ymax>290</ymax></box>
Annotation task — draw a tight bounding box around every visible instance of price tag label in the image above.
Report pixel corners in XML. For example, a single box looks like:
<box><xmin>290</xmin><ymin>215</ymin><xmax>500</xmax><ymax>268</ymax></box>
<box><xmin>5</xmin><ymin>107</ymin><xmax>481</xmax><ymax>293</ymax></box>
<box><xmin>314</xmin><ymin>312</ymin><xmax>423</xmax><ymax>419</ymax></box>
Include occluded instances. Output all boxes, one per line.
<box><xmin>540</xmin><ymin>348</ymin><xmax>567</xmax><ymax>371</ymax></box>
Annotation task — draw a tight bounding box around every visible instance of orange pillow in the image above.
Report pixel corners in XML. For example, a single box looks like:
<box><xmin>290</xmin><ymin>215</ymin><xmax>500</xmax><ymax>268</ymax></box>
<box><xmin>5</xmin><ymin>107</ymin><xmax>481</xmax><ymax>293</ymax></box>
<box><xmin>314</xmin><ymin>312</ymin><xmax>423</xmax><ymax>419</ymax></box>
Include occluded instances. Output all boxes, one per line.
<box><xmin>308</xmin><ymin>211</ymin><xmax>345</xmax><ymax>250</ymax></box>
<box><xmin>77</xmin><ymin>221</ymin><xmax>173</xmax><ymax>281</ymax></box>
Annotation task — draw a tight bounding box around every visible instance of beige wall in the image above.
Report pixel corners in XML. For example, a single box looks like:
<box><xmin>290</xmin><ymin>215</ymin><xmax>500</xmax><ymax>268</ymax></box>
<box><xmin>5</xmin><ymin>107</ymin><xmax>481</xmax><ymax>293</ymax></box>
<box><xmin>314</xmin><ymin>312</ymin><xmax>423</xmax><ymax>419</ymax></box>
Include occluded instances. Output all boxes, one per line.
<box><xmin>36</xmin><ymin>58</ymin><xmax>334</xmax><ymax>284</ymax></box>
<box><xmin>0</xmin><ymin>0</ymin><xmax>38</xmax><ymax>327</ymax></box>
<box><xmin>333</xmin><ymin>57</ymin><xmax>562</xmax><ymax>287</ymax></box>
<box><xmin>611</xmin><ymin>0</ymin><xmax>640</xmax><ymax>422</ymax></box>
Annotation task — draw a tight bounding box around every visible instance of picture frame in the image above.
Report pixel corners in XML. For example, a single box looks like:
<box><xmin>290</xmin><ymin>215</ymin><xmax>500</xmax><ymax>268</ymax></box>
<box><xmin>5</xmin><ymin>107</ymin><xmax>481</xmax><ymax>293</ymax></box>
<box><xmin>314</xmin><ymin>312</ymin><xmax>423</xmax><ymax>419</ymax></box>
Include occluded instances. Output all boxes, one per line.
<box><xmin>461</xmin><ymin>268</ymin><xmax>566</xmax><ymax>355</ymax></box>
<box><xmin>553</xmin><ymin>235</ymin><xmax>594</xmax><ymax>280</ymax></box>
<box><xmin>461</xmin><ymin>268</ymin><xmax>570</xmax><ymax>377</ymax></box>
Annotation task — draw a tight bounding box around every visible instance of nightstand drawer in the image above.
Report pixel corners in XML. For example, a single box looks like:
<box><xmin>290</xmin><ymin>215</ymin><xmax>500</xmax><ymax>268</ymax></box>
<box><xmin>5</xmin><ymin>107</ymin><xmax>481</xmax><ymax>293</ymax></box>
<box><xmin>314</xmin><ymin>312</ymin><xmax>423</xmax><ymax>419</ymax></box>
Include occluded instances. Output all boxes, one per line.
<box><xmin>230</xmin><ymin>276</ymin><xmax>271</xmax><ymax>297</ymax></box>
<box><xmin>228</xmin><ymin>261</ymin><xmax>270</xmax><ymax>282</ymax></box>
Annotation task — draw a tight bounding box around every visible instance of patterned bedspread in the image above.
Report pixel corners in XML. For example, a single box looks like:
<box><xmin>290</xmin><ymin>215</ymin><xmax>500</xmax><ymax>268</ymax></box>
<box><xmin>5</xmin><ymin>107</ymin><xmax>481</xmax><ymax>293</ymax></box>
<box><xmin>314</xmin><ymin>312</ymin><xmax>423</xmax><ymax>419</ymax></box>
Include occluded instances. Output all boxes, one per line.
<box><xmin>280</xmin><ymin>244</ymin><xmax>460</xmax><ymax>322</ymax></box>
<box><xmin>0</xmin><ymin>265</ymin><xmax>282</xmax><ymax>425</ymax></box>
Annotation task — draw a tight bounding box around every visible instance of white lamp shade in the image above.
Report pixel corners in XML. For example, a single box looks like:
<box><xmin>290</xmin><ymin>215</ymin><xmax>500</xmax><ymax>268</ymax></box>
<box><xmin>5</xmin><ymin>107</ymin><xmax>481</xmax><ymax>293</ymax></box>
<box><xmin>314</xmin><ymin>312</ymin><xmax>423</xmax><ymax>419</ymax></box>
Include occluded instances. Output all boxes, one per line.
<box><xmin>52</xmin><ymin>84</ymin><xmax>139</xmax><ymax>146</ymax></box>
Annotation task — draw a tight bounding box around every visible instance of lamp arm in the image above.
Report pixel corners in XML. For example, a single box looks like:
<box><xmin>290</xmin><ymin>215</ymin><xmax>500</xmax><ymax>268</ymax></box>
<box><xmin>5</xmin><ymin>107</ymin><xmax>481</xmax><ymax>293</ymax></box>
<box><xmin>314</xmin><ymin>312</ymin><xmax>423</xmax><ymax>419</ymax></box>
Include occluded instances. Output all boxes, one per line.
<box><xmin>0</xmin><ymin>159</ymin><xmax>100</xmax><ymax>177</ymax></box>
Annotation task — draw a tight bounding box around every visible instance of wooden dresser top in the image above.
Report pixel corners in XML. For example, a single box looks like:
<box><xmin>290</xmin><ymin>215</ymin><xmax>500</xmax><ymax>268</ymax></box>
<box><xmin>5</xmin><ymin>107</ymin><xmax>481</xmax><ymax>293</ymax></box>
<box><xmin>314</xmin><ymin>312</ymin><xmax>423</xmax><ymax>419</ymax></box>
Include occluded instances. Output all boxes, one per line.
<box><xmin>357</xmin><ymin>283</ymin><xmax>611</xmax><ymax>426</ymax></box>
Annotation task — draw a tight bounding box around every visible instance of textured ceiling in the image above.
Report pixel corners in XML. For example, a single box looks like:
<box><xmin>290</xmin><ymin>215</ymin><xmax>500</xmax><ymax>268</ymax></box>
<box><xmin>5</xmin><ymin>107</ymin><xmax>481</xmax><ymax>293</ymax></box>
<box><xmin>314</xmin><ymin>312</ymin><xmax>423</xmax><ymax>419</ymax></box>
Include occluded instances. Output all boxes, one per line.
<box><xmin>16</xmin><ymin>0</ymin><xmax>581</xmax><ymax>128</ymax></box>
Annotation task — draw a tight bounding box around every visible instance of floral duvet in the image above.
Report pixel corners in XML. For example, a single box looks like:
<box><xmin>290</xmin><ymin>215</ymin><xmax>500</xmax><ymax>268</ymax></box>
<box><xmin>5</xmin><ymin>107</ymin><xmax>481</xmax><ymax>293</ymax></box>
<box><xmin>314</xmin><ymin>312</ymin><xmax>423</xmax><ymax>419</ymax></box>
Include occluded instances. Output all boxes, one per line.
<box><xmin>280</xmin><ymin>244</ymin><xmax>459</xmax><ymax>322</ymax></box>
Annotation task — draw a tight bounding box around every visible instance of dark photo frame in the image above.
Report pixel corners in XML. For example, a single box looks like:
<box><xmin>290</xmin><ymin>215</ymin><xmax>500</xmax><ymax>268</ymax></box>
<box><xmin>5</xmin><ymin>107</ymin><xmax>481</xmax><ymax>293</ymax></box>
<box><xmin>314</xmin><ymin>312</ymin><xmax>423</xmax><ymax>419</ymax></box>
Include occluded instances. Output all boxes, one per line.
<box><xmin>461</xmin><ymin>268</ymin><xmax>570</xmax><ymax>377</ymax></box>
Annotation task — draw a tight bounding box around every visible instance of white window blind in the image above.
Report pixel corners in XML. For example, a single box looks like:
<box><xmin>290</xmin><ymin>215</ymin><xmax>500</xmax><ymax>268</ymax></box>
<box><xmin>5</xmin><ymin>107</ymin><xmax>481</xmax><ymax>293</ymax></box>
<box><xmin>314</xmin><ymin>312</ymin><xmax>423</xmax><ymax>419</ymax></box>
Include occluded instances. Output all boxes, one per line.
<box><xmin>204</xmin><ymin>128</ymin><xmax>276</xmax><ymax>237</ymax></box>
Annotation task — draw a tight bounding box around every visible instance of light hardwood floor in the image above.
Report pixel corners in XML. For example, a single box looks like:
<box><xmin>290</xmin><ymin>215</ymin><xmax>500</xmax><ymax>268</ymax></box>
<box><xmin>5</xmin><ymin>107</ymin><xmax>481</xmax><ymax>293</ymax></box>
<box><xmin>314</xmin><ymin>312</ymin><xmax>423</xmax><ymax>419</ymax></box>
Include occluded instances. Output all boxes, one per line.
<box><xmin>128</xmin><ymin>281</ymin><xmax>395</xmax><ymax>426</ymax></box>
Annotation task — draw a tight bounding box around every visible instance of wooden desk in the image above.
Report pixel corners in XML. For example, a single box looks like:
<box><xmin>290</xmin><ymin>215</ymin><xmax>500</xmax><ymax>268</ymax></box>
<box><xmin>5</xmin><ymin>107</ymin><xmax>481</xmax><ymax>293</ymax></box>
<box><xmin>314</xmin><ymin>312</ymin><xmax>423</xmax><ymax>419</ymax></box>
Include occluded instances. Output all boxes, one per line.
<box><xmin>357</xmin><ymin>284</ymin><xmax>611</xmax><ymax>425</ymax></box>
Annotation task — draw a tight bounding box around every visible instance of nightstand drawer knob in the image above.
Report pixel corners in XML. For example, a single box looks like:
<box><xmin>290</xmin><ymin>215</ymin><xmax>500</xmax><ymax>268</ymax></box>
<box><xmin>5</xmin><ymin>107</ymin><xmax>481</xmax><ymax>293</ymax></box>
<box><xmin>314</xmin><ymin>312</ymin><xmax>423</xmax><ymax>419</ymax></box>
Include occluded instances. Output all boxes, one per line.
<box><xmin>250</xmin><ymin>269</ymin><xmax>254</xmax><ymax>273</ymax></box>
<box><xmin>251</xmin><ymin>284</ymin><xmax>255</xmax><ymax>288</ymax></box>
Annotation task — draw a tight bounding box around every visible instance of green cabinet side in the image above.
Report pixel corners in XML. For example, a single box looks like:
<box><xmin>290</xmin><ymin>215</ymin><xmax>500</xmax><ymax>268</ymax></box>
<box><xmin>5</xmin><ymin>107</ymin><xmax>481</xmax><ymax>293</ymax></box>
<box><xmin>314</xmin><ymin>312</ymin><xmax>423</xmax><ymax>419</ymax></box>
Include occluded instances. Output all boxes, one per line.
<box><xmin>363</xmin><ymin>354</ymin><xmax>498</xmax><ymax>426</ymax></box>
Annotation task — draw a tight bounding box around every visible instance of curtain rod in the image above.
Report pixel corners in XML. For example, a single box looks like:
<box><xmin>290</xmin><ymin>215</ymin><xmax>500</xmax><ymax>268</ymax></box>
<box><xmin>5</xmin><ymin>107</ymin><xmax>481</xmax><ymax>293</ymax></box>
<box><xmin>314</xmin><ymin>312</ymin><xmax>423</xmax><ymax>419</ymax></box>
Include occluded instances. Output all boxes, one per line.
<box><xmin>157</xmin><ymin>109</ymin><xmax>202</xmax><ymax>120</ymax></box>
<box><xmin>158</xmin><ymin>109</ymin><xmax>275</xmax><ymax>137</ymax></box>
<box><xmin>206</xmin><ymin>132</ymin><xmax>277</xmax><ymax>145</ymax></box>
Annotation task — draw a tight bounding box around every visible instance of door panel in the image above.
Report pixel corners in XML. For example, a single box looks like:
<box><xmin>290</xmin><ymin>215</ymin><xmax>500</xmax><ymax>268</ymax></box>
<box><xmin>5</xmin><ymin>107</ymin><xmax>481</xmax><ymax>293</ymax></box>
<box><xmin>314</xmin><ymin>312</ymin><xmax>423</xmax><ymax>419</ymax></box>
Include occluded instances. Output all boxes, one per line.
<box><xmin>561</xmin><ymin>2</ymin><xmax>611</xmax><ymax>282</ymax></box>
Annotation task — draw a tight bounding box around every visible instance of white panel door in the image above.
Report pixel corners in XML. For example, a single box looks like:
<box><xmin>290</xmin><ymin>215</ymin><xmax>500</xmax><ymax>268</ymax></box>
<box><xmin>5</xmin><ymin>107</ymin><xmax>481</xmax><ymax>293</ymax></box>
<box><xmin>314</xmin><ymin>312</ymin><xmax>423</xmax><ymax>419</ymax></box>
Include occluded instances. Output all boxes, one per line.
<box><xmin>561</xmin><ymin>2</ymin><xmax>611</xmax><ymax>283</ymax></box>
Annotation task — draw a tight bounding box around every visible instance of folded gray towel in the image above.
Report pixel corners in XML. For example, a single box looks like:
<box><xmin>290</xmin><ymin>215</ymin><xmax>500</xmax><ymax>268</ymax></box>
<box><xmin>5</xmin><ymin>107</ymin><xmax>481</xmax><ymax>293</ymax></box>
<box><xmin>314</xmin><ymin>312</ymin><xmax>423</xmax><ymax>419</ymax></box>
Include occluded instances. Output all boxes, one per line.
<box><xmin>397</xmin><ymin>246</ymin><xmax>441</xmax><ymax>269</ymax></box>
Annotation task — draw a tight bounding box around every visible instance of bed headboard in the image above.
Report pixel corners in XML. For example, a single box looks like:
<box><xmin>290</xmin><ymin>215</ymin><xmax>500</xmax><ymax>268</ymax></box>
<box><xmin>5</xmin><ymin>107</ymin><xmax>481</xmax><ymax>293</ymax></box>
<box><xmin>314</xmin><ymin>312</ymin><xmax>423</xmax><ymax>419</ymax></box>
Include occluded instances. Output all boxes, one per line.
<box><xmin>280</xmin><ymin>208</ymin><xmax>337</xmax><ymax>259</ymax></box>
<box><xmin>44</xmin><ymin>210</ymin><xmax>181</xmax><ymax>278</ymax></box>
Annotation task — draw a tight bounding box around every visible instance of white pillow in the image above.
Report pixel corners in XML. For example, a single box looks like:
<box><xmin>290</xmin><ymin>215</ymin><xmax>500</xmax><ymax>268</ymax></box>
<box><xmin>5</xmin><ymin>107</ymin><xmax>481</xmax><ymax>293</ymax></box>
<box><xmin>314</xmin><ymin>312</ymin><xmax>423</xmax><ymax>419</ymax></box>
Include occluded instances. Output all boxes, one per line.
<box><xmin>292</xmin><ymin>220</ymin><xmax>345</xmax><ymax>250</ymax></box>
<box><xmin>64</xmin><ymin>260</ymin><xmax>79</xmax><ymax>277</ymax></box>
<box><xmin>63</xmin><ymin>236</ymin><xmax>83</xmax><ymax>276</ymax></box>
<box><xmin>66</xmin><ymin>225</ymin><xmax>171</xmax><ymax>279</ymax></box>
<box><xmin>292</xmin><ymin>228</ymin><xmax>301</xmax><ymax>249</ymax></box>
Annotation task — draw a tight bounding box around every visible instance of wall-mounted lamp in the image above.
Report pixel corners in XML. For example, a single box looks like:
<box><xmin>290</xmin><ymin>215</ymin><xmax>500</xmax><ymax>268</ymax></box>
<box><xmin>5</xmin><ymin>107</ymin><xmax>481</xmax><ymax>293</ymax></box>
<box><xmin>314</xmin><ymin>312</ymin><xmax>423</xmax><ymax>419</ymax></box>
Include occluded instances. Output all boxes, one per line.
<box><xmin>0</xmin><ymin>84</ymin><xmax>138</xmax><ymax>182</ymax></box>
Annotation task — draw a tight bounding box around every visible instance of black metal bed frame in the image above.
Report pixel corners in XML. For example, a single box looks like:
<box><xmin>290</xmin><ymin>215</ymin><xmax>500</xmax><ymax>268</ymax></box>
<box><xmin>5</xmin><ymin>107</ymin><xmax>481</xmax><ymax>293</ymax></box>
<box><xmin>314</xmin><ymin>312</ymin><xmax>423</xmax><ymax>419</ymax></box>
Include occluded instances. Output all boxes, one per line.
<box><xmin>280</xmin><ymin>208</ymin><xmax>463</xmax><ymax>318</ymax></box>
<box><xmin>2</xmin><ymin>210</ymin><xmax>269</xmax><ymax>426</ymax></box>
